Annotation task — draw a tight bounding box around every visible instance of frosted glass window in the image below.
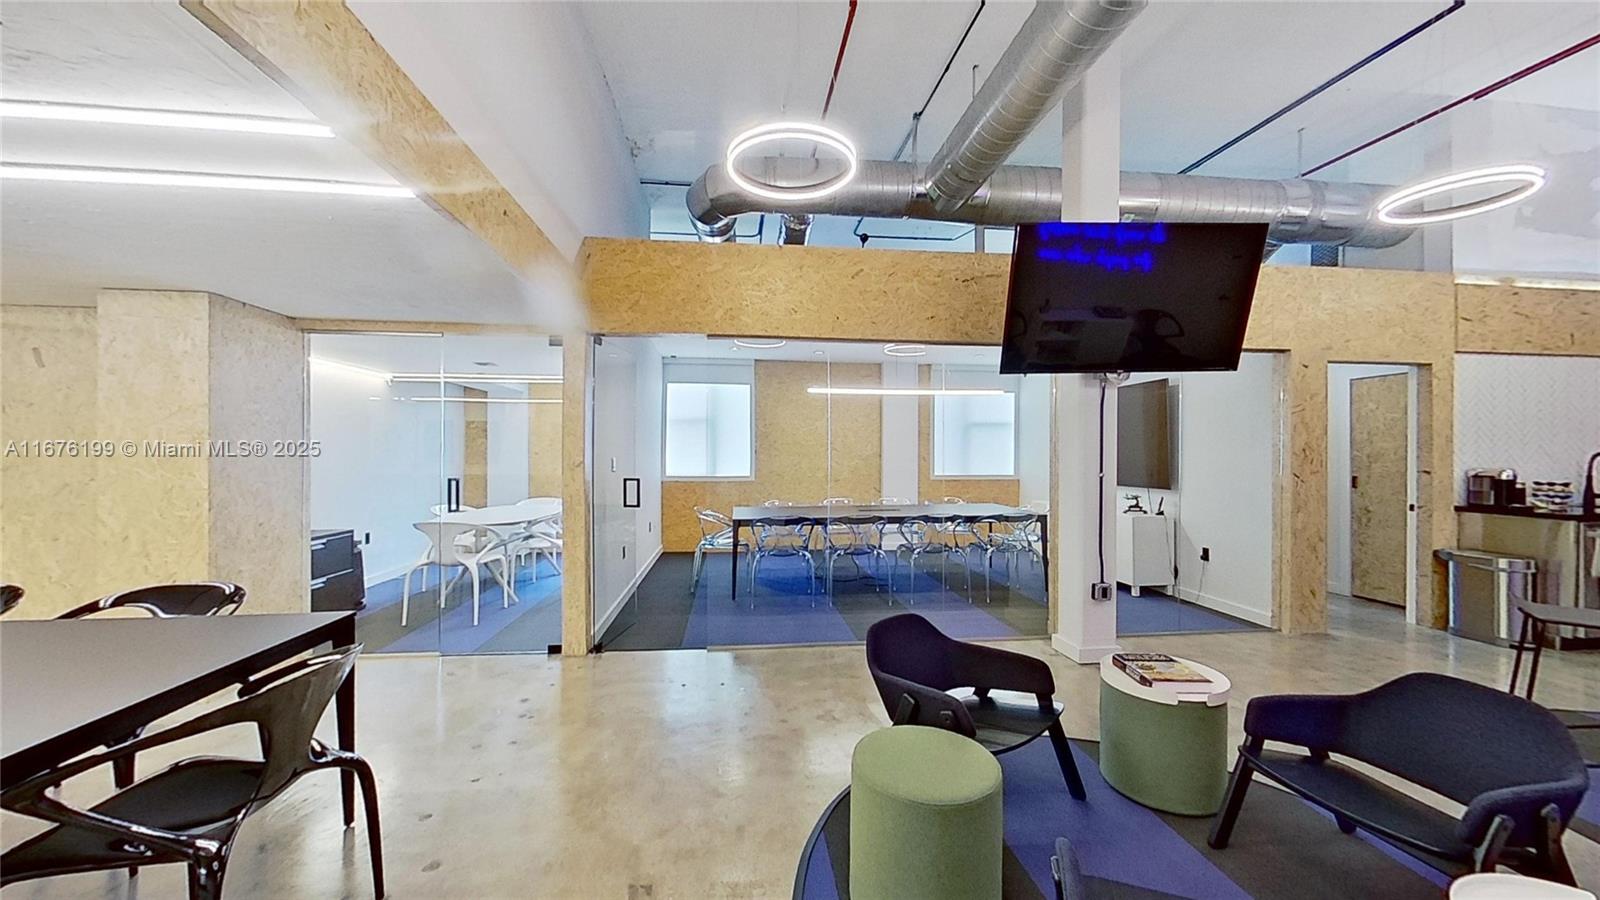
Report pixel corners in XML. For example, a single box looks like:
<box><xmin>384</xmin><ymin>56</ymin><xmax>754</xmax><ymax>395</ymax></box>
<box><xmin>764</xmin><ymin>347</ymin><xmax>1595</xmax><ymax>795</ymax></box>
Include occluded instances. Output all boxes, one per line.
<box><xmin>933</xmin><ymin>393</ymin><xmax>1017</xmax><ymax>476</ymax></box>
<box><xmin>664</xmin><ymin>382</ymin><xmax>753</xmax><ymax>477</ymax></box>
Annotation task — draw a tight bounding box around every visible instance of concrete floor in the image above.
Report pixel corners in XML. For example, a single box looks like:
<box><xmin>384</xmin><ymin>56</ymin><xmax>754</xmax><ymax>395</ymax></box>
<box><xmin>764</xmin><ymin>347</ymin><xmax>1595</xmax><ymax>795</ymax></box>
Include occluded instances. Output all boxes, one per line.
<box><xmin>5</xmin><ymin>595</ymin><xmax>1599</xmax><ymax>898</ymax></box>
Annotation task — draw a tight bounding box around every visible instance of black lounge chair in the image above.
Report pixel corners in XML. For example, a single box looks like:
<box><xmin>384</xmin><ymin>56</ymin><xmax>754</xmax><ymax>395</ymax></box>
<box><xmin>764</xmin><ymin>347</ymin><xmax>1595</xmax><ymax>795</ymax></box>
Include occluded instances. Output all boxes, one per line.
<box><xmin>865</xmin><ymin>613</ymin><xmax>1086</xmax><ymax>800</ymax></box>
<box><xmin>1209</xmin><ymin>672</ymin><xmax>1587</xmax><ymax>884</ymax></box>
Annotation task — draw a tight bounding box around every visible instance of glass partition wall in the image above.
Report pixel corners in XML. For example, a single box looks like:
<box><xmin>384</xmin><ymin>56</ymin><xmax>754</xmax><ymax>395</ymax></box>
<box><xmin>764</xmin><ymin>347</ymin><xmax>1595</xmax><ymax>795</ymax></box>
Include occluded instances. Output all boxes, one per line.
<box><xmin>308</xmin><ymin>332</ymin><xmax>564</xmax><ymax>655</ymax></box>
<box><xmin>590</xmin><ymin>335</ymin><xmax>1052</xmax><ymax>651</ymax></box>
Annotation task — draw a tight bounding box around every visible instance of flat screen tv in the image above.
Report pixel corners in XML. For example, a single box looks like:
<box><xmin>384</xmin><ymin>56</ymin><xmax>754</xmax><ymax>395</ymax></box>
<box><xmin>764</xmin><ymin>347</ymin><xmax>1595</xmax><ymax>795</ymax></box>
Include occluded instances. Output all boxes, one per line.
<box><xmin>999</xmin><ymin>222</ymin><xmax>1268</xmax><ymax>374</ymax></box>
<box><xmin>1118</xmin><ymin>378</ymin><xmax>1175</xmax><ymax>489</ymax></box>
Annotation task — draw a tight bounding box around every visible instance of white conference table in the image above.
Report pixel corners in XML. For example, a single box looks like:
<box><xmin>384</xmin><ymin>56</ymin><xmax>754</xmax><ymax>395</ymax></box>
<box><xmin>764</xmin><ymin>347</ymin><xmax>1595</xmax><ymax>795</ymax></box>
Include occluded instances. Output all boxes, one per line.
<box><xmin>437</xmin><ymin>499</ymin><xmax>561</xmax><ymax>529</ymax></box>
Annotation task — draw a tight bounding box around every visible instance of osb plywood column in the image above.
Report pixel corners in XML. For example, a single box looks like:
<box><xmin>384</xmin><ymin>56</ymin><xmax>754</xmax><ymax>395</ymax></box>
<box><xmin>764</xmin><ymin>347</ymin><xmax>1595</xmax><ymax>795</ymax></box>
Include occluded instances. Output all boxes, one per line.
<box><xmin>561</xmin><ymin>336</ymin><xmax>592</xmax><ymax>654</ymax></box>
<box><xmin>206</xmin><ymin>295</ymin><xmax>309</xmax><ymax>614</ymax></box>
<box><xmin>96</xmin><ymin>291</ymin><xmax>214</xmax><ymax>590</ymax></box>
<box><xmin>528</xmin><ymin>383</ymin><xmax>562</xmax><ymax>497</ymax></box>
<box><xmin>0</xmin><ymin>306</ymin><xmax>104</xmax><ymax>616</ymax></box>
<box><xmin>184</xmin><ymin>0</ymin><xmax>577</xmax><ymax>331</ymax></box>
<box><xmin>462</xmin><ymin>386</ymin><xmax>489</xmax><ymax>508</ymax></box>
<box><xmin>1456</xmin><ymin>284</ymin><xmax>1600</xmax><ymax>356</ymax></box>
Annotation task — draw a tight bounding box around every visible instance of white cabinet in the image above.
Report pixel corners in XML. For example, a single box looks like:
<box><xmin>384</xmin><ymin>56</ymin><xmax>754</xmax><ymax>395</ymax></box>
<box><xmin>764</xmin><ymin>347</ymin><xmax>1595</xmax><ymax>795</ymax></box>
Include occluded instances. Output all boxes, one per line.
<box><xmin>1117</xmin><ymin>513</ymin><xmax>1174</xmax><ymax>596</ymax></box>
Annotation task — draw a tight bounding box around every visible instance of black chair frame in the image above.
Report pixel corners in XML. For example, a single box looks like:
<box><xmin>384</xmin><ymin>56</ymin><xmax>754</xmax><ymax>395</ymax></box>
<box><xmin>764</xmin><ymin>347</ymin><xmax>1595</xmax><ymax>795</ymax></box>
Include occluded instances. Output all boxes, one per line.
<box><xmin>59</xmin><ymin>581</ymin><xmax>247</xmax><ymax>620</ymax></box>
<box><xmin>866</xmin><ymin>613</ymin><xmax>1086</xmax><ymax>800</ymax></box>
<box><xmin>0</xmin><ymin>645</ymin><xmax>384</xmax><ymax>900</ymax></box>
<box><xmin>1208</xmin><ymin>673</ymin><xmax>1585</xmax><ymax>885</ymax></box>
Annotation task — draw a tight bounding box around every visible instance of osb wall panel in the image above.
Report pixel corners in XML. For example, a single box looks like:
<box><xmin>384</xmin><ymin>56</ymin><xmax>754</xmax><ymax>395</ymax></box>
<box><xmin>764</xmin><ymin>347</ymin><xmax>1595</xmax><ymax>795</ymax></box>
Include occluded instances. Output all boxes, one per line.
<box><xmin>661</xmin><ymin>361</ymin><xmax>882</xmax><ymax>552</ymax></box>
<box><xmin>184</xmin><ymin>1</ymin><xmax>576</xmax><ymax>332</ymax></box>
<box><xmin>528</xmin><ymin>383</ymin><xmax>563</xmax><ymax>497</ymax></box>
<box><xmin>916</xmin><ymin>366</ymin><xmax>1020</xmax><ymax>507</ymax></box>
<box><xmin>462</xmin><ymin>386</ymin><xmax>490</xmax><ymax>508</ymax></box>
<box><xmin>582</xmin><ymin>239</ymin><xmax>1009</xmax><ymax>343</ymax></box>
<box><xmin>0</xmin><ymin>306</ymin><xmax>102</xmax><ymax>616</ymax></box>
<box><xmin>207</xmin><ymin>295</ymin><xmax>309</xmax><ymax>614</ymax></box>
<box><xmin>96</xmin><ymin>291</ymin><xmax>214</xmax><ymax>594</ymax></box>
<box><xmin>1455</xmin><ymin>284</ymin><xmax>1600</xmax><ymax>357</ymax></box>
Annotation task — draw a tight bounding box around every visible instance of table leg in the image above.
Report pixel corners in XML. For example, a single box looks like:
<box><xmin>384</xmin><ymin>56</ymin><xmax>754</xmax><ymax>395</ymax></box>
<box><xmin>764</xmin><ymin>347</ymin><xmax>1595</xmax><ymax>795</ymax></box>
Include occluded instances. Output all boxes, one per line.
<box><xmin>730</xmin><ymin>522</ymin><xmax>740</xmax><ymax>602</ymax></box>
<box><xmin>335</xmin><ymin>615</ymin><xmax>357</xmax><ymax>827</ymax></box>
<box><xmin>1526</xmin><ymin>620</ymin><xmax>1547</xmax><ymax>702</ymax></box>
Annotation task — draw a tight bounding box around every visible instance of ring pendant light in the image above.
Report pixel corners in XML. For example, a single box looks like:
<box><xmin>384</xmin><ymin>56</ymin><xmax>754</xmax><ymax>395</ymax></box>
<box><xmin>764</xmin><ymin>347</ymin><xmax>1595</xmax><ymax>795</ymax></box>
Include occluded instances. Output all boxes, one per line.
<box><xmin>1376</xmin><ymin>164</ymin><xmax>1546</xmax><ymax>226</ymax></box>
<box><xmin>724</xmin><ymin>121</ymin><xmax>859</xmax><ymax>202</ymax></box>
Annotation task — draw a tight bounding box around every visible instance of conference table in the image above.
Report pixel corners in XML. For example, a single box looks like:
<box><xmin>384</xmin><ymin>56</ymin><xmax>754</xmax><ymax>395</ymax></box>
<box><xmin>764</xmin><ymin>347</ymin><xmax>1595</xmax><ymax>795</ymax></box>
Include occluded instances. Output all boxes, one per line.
<box><xmin>438</xmin><ymin>498</ymin><xmax>561</xmax><ymax>530</ymax></box>
<box><xmin>0</xmin><ymin>612</ymin><xmax>361</xmax><ymax>824</ymax></box>
<box><xmin>727</xmin><ymin>503</ymin><xmax>1049</xmax><ymax>601</ymax></box>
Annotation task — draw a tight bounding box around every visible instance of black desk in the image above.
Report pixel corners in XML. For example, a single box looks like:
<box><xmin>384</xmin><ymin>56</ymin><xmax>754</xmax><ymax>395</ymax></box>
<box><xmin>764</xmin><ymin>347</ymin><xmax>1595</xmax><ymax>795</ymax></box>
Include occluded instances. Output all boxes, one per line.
<box><xmin>728</xmin><ymin>503</ymin><xmax>1048</xmax><ymax>601</ymax></box>
<box><xmin>0</xmin><ymin>612</ymin><xmax>359</xmax><ymax>823</ymax></box>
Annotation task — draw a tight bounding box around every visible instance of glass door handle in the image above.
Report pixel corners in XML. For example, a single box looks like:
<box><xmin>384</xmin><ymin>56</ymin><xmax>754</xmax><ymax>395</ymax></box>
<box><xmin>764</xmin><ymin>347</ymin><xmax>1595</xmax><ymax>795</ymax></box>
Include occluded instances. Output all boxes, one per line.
<box><xmin>446</xmin><ymin>477</ymin><xmax>462</xmax><ymax>513</ymax></box>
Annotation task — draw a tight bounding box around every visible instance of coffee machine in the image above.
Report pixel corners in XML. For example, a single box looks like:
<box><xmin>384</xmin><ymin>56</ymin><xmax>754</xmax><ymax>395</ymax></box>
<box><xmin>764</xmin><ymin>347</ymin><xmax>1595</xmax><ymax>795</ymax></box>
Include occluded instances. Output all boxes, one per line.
<box><xmin>1466</xmin><ymin>468</ymin><xmax>1521</xmax><ymax>508</ymax></box>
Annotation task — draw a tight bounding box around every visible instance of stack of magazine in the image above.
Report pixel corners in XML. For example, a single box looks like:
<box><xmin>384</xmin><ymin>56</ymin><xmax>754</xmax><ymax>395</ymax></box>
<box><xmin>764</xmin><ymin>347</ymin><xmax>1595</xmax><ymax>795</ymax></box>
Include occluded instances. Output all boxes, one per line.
<box><xmin>1111</xmin><ymin>653</ymin><xmax>1214</xmax><ymax>695</ymax></box>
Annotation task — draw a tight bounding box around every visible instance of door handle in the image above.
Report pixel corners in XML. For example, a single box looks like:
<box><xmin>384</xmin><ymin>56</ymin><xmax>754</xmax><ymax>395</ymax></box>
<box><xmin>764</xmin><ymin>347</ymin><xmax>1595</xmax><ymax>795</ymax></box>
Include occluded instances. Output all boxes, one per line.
<box><xmin>1351</xmin><ymin>475</ymin><xmax>1359</xmax><ymax>489</ymax></box>
<box><xmin>446</xmin><ymin>477</ymin><xmax>461</xmax><ymax>513</ymax></box>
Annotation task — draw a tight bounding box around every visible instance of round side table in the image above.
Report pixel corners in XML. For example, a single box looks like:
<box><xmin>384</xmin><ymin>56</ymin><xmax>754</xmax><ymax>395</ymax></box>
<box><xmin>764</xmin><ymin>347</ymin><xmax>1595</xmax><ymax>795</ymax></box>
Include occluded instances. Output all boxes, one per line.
<box><xmin>1097</xmin><ymin>655</ymin><xmax>1231</xmax><ymax>816</ymax></box>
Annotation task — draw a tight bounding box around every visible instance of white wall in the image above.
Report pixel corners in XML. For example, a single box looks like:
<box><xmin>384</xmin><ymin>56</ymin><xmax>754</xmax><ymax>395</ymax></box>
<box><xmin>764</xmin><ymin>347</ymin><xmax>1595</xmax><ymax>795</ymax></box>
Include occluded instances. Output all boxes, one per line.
<box><xmin>1116</xmin><ymin>353</ymin><xmax>1280</xmax><ymax>625</ymax></box>
<box><xmin>350</xmin><ymin>1</ymin><xmax>648</xmax><ymax>261</ymax></box>
<box><xmin>309</xmin><ymin>363</ymin><xmax>464</xmax><ymax>584</ymax></box>
<box><xmin>1455</xmin><ymin>354</ymin><xmax>1600</xmax><ymax>498</ymax></box>
<box><xmin>880</xmin><ymin>361</ymin><xmax>920</xmax><ymax>502</ymax></box>
<box><xmin>1326</xmin><ymin>364</ymin><xmax>1412</xmax><ymax>596</ymax></box>
<box><xmin>591</xmin><ymin>338</ymin><xmax>665</xmax><ymax>638</ymax></box>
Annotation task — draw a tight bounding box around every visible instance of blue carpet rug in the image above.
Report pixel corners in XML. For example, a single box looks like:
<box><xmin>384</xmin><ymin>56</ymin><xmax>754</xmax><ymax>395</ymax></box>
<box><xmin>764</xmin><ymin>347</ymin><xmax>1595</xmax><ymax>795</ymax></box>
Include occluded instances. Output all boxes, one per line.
<box><xmin>798</xmin><ymin>737</ymin><xmax>1459</xmax><ymax>899</ymax></box>
<box><xmin>601</xmin><ymin>552</ymin><xmax>1264</xmax><ymax>651</ymax></box>
<box><xmin>355</xmin><ymin>560</ymin><xmax>562</xmax><ymax>653</ymax></box>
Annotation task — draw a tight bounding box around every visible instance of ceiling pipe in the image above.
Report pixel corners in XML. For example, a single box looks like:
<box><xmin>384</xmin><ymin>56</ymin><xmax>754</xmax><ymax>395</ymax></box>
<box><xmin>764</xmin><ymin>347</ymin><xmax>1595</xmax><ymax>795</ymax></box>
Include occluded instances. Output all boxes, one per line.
<box><xmin>923</xmin><ymin>0</ymin><xmax>1147</xmax><ymax>212</ymax></box>
<box><xmin>687</xmin><ymin>157</ymin><xmax>1413</xmax><ymax>247</ymax></box>
<box><xmin>778</xmin><ymin>214</ymin><xmax>814</xmax><ymax>245</ymax></box>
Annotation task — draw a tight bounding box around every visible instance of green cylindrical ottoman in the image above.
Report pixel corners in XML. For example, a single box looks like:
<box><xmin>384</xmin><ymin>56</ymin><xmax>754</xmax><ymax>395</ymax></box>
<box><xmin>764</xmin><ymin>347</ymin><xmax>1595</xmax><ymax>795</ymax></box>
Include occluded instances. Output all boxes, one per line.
<box><xmin>849</xmin><ymin>725</ymin><xmax>1003</xmax><ymax>900</ymax></box>
<box><xmin>1098</xmin><ymin>656</ymin><xmax>1231</xmax><ymax>816</ymax></box>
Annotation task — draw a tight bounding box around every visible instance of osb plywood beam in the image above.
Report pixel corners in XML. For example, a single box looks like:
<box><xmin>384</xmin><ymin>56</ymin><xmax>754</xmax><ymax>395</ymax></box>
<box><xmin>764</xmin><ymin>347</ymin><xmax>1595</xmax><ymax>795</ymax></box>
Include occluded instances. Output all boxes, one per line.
<box><xmin>184</xmin><ymin>1</ymin><xmax>576</xmax><ymax>329</ymax></box>
<box><xmin>1456</xmin><ymin>284</ymin><xmax>1600</xmax><ymax>356</ymax></box>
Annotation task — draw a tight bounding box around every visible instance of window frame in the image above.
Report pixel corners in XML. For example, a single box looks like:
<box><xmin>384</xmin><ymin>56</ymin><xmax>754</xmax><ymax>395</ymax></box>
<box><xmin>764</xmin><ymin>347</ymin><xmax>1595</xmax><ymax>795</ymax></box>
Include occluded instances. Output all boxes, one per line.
<box><xmin>930</xmin><ymin>371</ymin><xmax>1021</xmax><ymax>480</ymax></box>
<box><xmin>660</xmin><ymin>363</ymin><xmax>757</xmax><ymax>482</ymax></box>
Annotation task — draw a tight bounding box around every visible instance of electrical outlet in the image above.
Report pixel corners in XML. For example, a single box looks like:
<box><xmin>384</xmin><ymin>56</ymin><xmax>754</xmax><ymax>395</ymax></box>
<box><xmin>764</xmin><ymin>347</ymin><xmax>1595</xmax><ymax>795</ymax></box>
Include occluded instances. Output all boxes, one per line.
<box><xmin>1091</xmin><ymin>582</ymin><xmax>1113</xmax><ymax>601</ymax></box>
<box><xmin>1200</xmin><ymin>547</ymin><xmax>1211</xmax><ymax>562</ymax></box>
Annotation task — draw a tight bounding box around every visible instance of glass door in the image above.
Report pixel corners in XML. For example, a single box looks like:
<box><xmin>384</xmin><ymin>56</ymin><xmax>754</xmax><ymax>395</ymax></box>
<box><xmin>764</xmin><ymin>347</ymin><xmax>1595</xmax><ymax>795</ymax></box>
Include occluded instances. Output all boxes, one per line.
<box><xmin>435</xmin><ymin>333</ymin><xmax>565</xmax><ymax>654</ymax></box>
<box><xmin>307</xmin><ymin>332</ymin><xmax>446</xmax><ymax>654</ymax></box>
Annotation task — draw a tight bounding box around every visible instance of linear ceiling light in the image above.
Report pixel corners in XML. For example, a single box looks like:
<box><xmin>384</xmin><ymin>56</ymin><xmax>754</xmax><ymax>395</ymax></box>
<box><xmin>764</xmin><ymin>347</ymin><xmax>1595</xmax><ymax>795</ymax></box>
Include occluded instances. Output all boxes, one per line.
<box><xmin>409</xmin><ymin>397</ymin><xmax>562</xmax><ymax>404</ymax></box>
<box><xmin>0</xmin><ymin>100</ymin><xmax>335</xmax><ymax>137</ymax></box>
<box><xmin>725</xmin><ymin>121</ymin><xmax>858</xmax><ymax>201</ymax></box>
<box><xmin>883</xmin><ymin>343</ymin><xmax>927</xmax><ymax>357</ymax></box>
<box><xmin>390</xmin><ymin>373</ymin><xmax>562</xmax><ymax>384</ymax></box>
<box><xmin>1376</xmin><ymin>164</ymin><xmax>1546</xmax><ymax>225</ymax></box>
<box><xmin>732</xmin><ymin>338</ymin><xmax>787</xmax><ymax>349</ymax></box>
<box><xmin>807</xmin><ymin>386</ymin><xmax>1005</xmax><ymax>397</ymax></box>
<box><xmin>309</xmin><ymin>356</ymin><xmax>391</xmax><ymax>382</ymax></box>
<box><xmin>0</xmin><ymin>163</ymin><xmax>413</xmax><ymax>198</ymax></box>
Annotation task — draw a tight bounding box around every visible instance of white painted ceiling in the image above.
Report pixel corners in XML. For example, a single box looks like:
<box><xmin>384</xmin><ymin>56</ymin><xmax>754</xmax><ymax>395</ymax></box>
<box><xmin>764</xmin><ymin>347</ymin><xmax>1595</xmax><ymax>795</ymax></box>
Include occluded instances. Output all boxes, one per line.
<box><xmin>0</xmin><ymin>2</ymin><xmax>532</xmax><ymax>323</ymax></box>
<box><xmin>582</xmin><ymin>0</ymin><xmax>1600</xmax><ymax>249</ymax></box>
<box><xmin>642</xmin><ymin>334</ymin><xmax>1002</xmax><ymax>366</ymax></box>
<box><xmin>310</xmin><ymin>332</ymin><xmax>565</xmax><ymax>375</ymax></box>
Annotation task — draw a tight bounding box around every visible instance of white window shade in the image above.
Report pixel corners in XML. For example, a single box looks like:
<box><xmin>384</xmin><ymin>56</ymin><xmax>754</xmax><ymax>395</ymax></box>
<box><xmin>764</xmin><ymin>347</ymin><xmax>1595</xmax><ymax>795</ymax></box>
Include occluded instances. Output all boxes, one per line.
<box><xmin>664</xmin><ymin>382</ymin><xmax>753</xmax><ymax>478</ymax></box>
<box><xmin>933</xmin><ymin>392</ymin><xmax>1017</xmax><ymax>477</ymax></box>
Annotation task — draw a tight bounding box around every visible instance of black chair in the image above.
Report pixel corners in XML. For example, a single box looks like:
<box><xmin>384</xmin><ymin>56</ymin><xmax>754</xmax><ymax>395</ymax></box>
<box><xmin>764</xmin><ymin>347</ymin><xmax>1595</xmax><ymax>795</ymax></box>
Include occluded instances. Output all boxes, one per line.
<box><xmin>0</xmin><ymin>645</ymin><xmax>384</xmax><ymax>900</ymax></box>
<box><xmin>1051</xmin><ymin>837</ymin><xmax>1085</xmax><ymax>900</ymax></box>
<box><xmin>1</xmin><ymin>583</ymin><xmax>22</xmax><ymax>616</ymax></box>
<box><xmin>58</xmin><ymin>582</ymin><xmax>248</xmax><ymax>789</ymax></box>
<box><xmin>58</xmin><ymin>581</ymin><xmax>247</xmax><ymax>619</ymax></box>
<box><xmin>1208</xmin><ymin>672</ymin><xmax>1587</xmax><ymax>884</ymax></box>
<box><xmin>865</xmin><ymin>613</ymin><xmax>1086</xmax><ymax>800</ymax></box>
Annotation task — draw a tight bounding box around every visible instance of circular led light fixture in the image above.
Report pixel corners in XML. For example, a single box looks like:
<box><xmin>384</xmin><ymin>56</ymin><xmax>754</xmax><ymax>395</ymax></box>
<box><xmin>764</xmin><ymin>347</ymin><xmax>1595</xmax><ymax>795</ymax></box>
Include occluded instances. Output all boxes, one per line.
<box><xmin>732</xmin><ymin>338</ymin><xmax>786</xmax><ymax>349</ymax></box>
<box><xmin>883</xmin><ymin>343</ymin><xmax>927</xmax><ymax>358</ymax></box>
<box><xmin>1376</xmin><ymin>164</ymin><xmax>1546</xmax><ymax>226</ymax></box>
<box><xmin>724</xmin><ymin>121</ymin><xmax>859</xmax><ymax>202</ymax></box>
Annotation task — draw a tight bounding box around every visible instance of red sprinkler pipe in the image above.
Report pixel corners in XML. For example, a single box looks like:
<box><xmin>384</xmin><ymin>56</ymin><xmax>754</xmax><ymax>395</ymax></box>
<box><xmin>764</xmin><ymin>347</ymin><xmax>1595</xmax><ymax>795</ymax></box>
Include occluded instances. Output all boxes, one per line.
<box><xmin>821</xmin><ymin>0</ymin><xmax>860</xmax><ymax>120</ymax></box>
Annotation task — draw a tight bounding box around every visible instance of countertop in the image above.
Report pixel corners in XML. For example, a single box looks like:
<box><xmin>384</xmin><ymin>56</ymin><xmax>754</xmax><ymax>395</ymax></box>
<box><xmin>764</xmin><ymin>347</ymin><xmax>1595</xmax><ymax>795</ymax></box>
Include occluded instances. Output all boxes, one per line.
<box><xmin>1455</xmin><ymin>504</ymin><xmax>1600</xmax><ymax>524</ymax></box>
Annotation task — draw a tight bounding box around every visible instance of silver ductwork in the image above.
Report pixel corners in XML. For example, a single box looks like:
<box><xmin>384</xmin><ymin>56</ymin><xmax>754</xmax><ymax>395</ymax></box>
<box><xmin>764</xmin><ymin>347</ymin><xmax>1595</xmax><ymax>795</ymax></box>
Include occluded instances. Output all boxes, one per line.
<box><xmin>923</xmin><ymin>0</ymin><xmax>1147</xmax><ymax>212</ymax></box>
<box><xmin>778</xmin><ymin>214</ymin><xmax>813</xmax><ymax>245</ymax></box>
<box><xmin>687</xmin><ymin>158</ymin><xmax>1413</xmax><ymax>248</ymax></box>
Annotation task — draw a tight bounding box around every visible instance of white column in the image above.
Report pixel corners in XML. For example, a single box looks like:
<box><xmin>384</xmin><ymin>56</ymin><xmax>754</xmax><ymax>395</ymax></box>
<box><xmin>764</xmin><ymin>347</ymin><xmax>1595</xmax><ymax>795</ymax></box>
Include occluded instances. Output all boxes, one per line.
<box><xmin>1051</xmin><ymin>45</ymin><xmax>1122</xmax><ymax>663</ymax></box>
<box><xmin>880</xmin><ymin>361</ymin><xmax>920</xmax><ymax>502</ymax></box>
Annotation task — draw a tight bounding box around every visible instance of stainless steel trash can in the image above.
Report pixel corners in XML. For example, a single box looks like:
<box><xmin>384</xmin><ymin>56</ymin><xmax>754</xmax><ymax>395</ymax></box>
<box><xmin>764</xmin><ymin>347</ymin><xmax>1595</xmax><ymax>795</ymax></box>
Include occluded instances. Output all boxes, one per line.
<box><xmin>1435</xmin><ymin>548</ymin><xmax>1538</xmax><ymax>645</ymax></box>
